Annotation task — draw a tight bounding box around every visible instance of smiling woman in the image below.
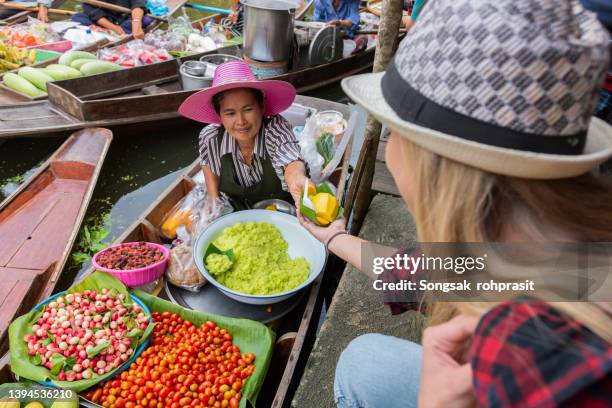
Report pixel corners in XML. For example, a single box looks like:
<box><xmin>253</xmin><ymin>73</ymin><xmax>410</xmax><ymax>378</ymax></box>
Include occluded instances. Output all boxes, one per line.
<box><xmin>179</xmin><ymin>60</ymin><xmax>308</xmax><ymax>210</ymax></box>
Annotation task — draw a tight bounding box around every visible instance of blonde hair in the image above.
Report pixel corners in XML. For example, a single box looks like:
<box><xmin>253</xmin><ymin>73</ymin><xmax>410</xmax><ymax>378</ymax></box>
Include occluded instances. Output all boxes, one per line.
<box><xmin>400</xmin><ymin>137</ymin><xmax>612</xmax><ymax>342</ymax></box>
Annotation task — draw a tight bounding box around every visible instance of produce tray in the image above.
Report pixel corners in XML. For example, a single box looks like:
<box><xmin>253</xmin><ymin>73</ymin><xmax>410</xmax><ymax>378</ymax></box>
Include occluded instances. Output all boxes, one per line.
<box><xmin>115</xmin><ymin>289</ymin><xmax>275</xmax><ymax>408</ymax></box>
<box><xmin>0</xmin><ymin>80</ymin><xmax>47</xmax><ymax>101</ymax></box>
<box><xmin>9</xmin><ymin>271</ymin><xmax>154</xmax><ymax>392</ymax></box>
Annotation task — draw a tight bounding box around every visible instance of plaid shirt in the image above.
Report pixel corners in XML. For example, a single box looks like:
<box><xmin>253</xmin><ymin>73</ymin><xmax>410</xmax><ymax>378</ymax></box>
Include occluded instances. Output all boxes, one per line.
<box><xmin>383</xmin><ymin>249</ymin><xmax>612</xmax><ymax>407</ymax></box>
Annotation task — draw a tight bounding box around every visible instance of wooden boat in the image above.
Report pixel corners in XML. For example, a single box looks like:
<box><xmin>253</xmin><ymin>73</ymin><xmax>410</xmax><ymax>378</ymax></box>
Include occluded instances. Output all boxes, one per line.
<box><xmin>0</xmin><ymin>128</ymin><xmax>112</xmax><ymax>356</ymax></box>
<box><xmin>0</xmin><ymin>43</ymin><xmax>375</xmax><ymax>137</ymax></box>
<box><xmin>0</xmin><ymin>95</ymin><xmax>351</xmax><ymax>407</ymax></box>
<box><xmin>0</xmin><ymin>0</ymin><xmax>190</xmax><ymax>77</ymax></box>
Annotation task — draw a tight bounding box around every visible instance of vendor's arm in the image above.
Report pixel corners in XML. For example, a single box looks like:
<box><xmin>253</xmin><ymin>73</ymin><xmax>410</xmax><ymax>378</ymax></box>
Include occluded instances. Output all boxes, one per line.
<box><xmin>83</xmin><ymin>4</ymin><xmax>125</xmax><ymax>35</ymax></box>
<box><xmin>97</xmin><ymin>17</ymin><xmax>126</xmax><ymax>35</ymax></box>
<box><xmin>284</xmin><ymin>160</ymin><xmax>307</xmax><ymax>205</ymax></box>
<box><xmin>198</xmin><ymin>125</ymin><xmax>222</xmax><ymax>199</ymax></box>
<box><xmin>328</xmin><ymin>0</ymin><xmax>360</xmax><ymax>37</ymax></box>
<box><xmin>203</xmin><ymin>165</ymin><xmax>219</xmax><ymax>200</ymax></box>
<box><xmin>130</xmin><ymin>6</ymin><xmax>145</xmax><ymax>39</ymax></box>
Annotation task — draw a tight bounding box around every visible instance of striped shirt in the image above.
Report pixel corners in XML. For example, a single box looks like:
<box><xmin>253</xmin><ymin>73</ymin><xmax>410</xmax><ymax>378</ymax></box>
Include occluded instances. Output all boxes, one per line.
<box><xmin>198</xmin><ymin>114</ymin><xmax>302</xmax><ymax>190</ymax></box>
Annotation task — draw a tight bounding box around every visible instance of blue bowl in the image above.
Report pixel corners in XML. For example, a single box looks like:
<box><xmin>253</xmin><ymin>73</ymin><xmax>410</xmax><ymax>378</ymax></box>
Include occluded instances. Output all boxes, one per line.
<box><xmin>30</xmin><ymin>290</ymin><xmax>152</xmax><ymax>388</ymax></box>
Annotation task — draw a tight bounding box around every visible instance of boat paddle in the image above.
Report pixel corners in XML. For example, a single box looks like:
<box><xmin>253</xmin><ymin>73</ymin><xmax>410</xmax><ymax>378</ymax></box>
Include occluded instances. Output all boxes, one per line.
<box><xmin>76</xmin><ymin>0</ymin><xmax>169</xmax><ymax>23</ymax></box>
<box><xmin>184</xmin><ymin>3</ymin><xmax>231</xmax><ymax>15</ymax></box>
<box><xmin>0</xmin><ymin>2</ymin><xmax>76</xmax><ymax>16</ymax></box>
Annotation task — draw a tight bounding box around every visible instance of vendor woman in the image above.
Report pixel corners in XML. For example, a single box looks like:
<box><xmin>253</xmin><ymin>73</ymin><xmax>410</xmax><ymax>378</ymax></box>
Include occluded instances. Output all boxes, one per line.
<box><xmin>179</xmin><ymin>60</ymin><xmax>308</xmax><ymax>210</ymax></box>
<box><xmin>71</xmin><ymin>0</ymin><xmax>152</xmax><ymax>39</ymax></box>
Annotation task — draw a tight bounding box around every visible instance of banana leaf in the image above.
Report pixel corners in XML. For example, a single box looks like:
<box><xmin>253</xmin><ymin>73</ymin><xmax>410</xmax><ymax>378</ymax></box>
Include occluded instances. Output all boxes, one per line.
<box><xmin>300</xmin><ymin>180</ymin><xmax>345</xmax><ymax>226</ymax></box>
<box><xmin>0</xmin><ymin>381</ymin><xmax>79</xmax><ymax>406</ymax></box>
<box><xmin>129</xmin><ymin>289</ymin><xmax>275</xmax><ymax>408</ymax></box>
<box><xmin>9</xmin><ymin>271</ymin><xmax>154</xmax><ymax>392</ymax></box>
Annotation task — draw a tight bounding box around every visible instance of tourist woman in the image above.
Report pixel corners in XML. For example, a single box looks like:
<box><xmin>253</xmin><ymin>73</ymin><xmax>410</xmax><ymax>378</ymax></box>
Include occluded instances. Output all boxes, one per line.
<box><xmin>179</xmin><ymin>60</ymin><xmax>307</xmax><ymax>210</ymax></box>
<box><xmin>300</xmin><ymin>0</ymin><xmax>612</xmax><ymax>406</ymax></box>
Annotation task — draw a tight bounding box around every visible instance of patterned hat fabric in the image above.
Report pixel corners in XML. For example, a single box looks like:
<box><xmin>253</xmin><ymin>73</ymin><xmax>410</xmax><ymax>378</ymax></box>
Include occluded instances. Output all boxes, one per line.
<box><xmin>342</xmin><ymin>0</ymin><xmax>612</xmax><ymax>179</ymax></box>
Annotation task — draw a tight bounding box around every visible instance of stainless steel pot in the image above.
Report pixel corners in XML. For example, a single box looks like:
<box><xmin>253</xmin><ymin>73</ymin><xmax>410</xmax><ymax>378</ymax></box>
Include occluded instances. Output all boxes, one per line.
<box><xmin>179</xmin><ymin>62</ymin><xmax>212</xmax><ymax>90</ymax></box>
<box><xmin>241</xmin><ymin>0</ymin><xmax>297</xmax><ymax>62</ymax></box>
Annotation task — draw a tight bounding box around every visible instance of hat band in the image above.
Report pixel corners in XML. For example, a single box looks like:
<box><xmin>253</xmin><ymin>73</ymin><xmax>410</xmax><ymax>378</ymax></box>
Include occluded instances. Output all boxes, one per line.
<box><xmin>381</xmin><ymin>60</ymin><xmax>587</xmax><ymax>155</ymax></box>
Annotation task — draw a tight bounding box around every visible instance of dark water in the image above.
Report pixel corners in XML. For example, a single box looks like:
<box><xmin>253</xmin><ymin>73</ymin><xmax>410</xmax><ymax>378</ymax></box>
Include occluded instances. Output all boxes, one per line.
<box><xmin>0</xmin><ymin>85</ymin><xmax>345</xmax><ymax>289</ymax></box>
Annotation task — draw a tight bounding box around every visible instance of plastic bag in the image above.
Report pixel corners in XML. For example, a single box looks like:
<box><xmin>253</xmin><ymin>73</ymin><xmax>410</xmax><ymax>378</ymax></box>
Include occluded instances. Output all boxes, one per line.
<box><xmin>97</xmin><ymin>39</ymin><xmax>172</xmax><ymax>67</ymax></box>
<box><xmin>147</xmin><ymin>0</ymin><xmax>169</xmax><ymax>16</ymax></box>
<box><xmin>299</xmin><ymin>108</ymin><xmax>356</xmax><ymax>183</ymax></box>
<box><xmin>165</xmin><ymin>186</ymin><xmax>233</xmax><ymax>292</ymax></box>
<box><xmin>144</xmin><ymin>30</ymin><xmax>186</xmax><ymax>52</ymax></box>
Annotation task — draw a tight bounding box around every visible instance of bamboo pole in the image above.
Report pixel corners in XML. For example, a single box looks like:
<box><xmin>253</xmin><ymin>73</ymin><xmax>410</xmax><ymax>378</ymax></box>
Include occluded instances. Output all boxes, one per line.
<box><xmin>345</xmin><ymin>0</ymin><xmax>403</xmax><ymax>234</ymax></box>
<box><xmin>0</xmin><ymin>3</ymin><xmax>76</xmax><ymax>16</ymax></box>
<box><xmin>76</xmin><ymin>0</ymin><xmax>168</xmax><ymax>22</ymax></box>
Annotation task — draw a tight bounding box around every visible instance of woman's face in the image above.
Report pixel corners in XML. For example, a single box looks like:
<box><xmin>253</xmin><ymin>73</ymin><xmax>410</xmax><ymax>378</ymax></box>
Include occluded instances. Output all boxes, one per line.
<box><xmin>385</xmin><ymin>130</ymin><xmax>415</xmax><ymax>212</ymax></box>
<box><xmin>218</xmin><ymin>88</ymin><xmax>264</xmax><ymax>145</ymax></box>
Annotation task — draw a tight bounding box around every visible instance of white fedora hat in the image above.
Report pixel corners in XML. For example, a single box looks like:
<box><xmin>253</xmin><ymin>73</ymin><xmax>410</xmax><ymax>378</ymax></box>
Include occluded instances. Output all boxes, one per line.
<box><xmin>342</xmin><ymin>0</ymin><xmax>612</xmax><ymax>179</ymax></box>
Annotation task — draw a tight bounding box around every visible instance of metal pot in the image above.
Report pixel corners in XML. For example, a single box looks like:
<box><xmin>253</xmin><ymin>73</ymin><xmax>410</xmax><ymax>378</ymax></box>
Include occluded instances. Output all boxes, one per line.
<box><xmin>241</xmin><ymin>0</ymin><xmax>297</xmax><ymax>62</ymax></box>
<box><xmin>179</xmin><ymin>63</ymin><xmax>212</xmax><ymax>91</ymax></box>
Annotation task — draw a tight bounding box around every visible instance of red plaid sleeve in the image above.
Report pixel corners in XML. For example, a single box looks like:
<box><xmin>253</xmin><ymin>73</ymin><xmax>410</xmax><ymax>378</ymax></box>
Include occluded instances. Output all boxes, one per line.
<box><xmin>382</xmin><ymin>246</ymin><xmax>423</xmax><ymax>315</ymax></box>
<box><xmin>471</xmin><ymin>298</ymin><xmax>612</xmax><ymax>407</ymax></box>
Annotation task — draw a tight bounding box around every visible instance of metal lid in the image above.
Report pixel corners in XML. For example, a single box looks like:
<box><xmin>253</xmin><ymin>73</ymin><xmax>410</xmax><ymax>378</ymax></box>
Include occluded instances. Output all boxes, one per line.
<box><xmin>309</xmin><ymin>26</ymin><xmax>343</xmax><ymax>65</ymax></box>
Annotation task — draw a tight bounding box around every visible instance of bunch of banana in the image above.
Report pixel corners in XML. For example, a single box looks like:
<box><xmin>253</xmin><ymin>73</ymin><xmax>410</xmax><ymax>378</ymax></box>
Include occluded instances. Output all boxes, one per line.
<box><xmin>0</xmin><ymin>43</ymin><xmax>36</xmax><ymax>73</ymax></box>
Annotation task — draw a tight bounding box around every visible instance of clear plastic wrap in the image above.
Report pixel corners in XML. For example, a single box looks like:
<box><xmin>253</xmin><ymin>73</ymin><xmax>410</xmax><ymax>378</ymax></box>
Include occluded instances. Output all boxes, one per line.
<box><xmin>165</xmin><ymin>186</ymin><xmax>233</xmax><ymax>292</ymax></box>
<box><xmin>299</xmin><ymin>108</ymin><xmax>357</xmax><ymax>183</ymax></box>
<box><xmin>144</xmin><ymin>30</ymin><xmax>186</xmax><ymax>52</ymax></box>
<box><xmin>97</xmin><ymin>39</ymin><xmax>172</xmax><ymax>67</ymax></box>
<box><xmin>0</xmin><ymin>17</ymin><xmax>60</xmax><ymax>47</ymax></box>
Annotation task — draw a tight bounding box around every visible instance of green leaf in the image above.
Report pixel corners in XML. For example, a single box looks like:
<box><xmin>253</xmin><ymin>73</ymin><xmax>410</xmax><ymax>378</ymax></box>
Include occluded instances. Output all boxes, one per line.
<box><xmin>29</xmin><ymin>354</ymin><xmax>41</xmax><ymax>365</ymax></box>
<box><xmin>64</xmin><ymin>356</ymin><xmax>76</xmax><ymax>372</ymax></box>
<box><xmin>124</xmin><ymin>316</ymin><xmax>137</xmax><ymax>330</ymax></box>
<box><xmin>41</xmin><ymin>337</ymin><xmax>52</xmax><ymax>347</ymax></box>
<box><xmin>83</xmin><ymin>226</ymin><xmax>91</xmax><ymax>245</ymax></box>
<box><xmin>72</xmin><ymin>252</ymin><xmax>91</xmax><ymax>264</ymax></box>
<box><xmin>50</xmin><ymin>353</ymin><xmax>64</xmax><ymax>376</ymax></box>
<box><xmin>91</xmin><ymin>242</ymin><xmax>107</xmax><ymax>253</ymax></box>
<box><xmin>87</xmin><ymin>340</ymin><xmax>110</xmax><ymax>358</ymax></box>
<box><xmin>123</xmin><ymin>329</ymin><xmax>144</xmax><ymax>339</ymax></box>
<box><xmin>46</xmin><ymin>331</ymin><xmax>55</xmax><ymax>342</ymax></box>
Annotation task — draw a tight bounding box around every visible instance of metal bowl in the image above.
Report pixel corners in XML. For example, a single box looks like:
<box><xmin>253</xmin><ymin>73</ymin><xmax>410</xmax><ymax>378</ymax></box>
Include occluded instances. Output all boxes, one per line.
<box><xmin>252</xmin><ymin>198</ymin><xmax>296</xmax><ymax>216</ymax></box>
<box><xmin>193</xmin><ymin>210</ymin><xmax>327</xmax><ymax>305</ymax></box>
<box><xmin>182</xmin><ymin>60</ymin><xmax>207</xmax><ymax>76</ymax></box>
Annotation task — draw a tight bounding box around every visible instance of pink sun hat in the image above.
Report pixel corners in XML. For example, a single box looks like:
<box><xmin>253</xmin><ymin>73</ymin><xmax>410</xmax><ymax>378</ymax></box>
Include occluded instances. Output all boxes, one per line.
<box><xmin>178</xmin><ymin>59</ymin><xmax>297</xmax><ymax>124</ymax></box>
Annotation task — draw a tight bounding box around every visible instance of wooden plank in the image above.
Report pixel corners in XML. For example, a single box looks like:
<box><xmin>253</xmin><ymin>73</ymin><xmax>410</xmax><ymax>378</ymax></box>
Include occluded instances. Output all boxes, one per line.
<box><xmin>0</xmin><ymin>264</ymin><xmax>54</xmax><ymax>356</ymax></box>
<box><xmin>7</xmin><ymin>180</ymin><xmax>86</xmax><ymax>271</ymax></box>
<box><xmin>372</xmin><ymin>161</ymin><xmax>399</xmax><ymax>196</ymax></box>
<box><xmin>0</xmin><ymin>188</ymin><xmax>60</xmax><ymax>266</ymax></box>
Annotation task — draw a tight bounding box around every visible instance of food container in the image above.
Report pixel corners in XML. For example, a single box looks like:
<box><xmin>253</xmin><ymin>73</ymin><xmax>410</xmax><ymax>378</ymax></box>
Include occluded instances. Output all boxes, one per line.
<box><xmin>92</xmin><ymin>242</ymin><xmax>170</xmax><ymax>287</ymax></box>
<box><xmin>316</xmin><ymin>110</ymin><xmax>347</xmax><ymax>144</ymax></box>
<box><xmin>182</xmin><ymin>60</ymin><xmax>207</xmax><ymax>76</ymax></box>
<box><xmin>30</xmin><ymin>290</ymin><xmax>152</xmax><ymax>387</ymax></box>
<box><xmin>179</xmin><ymin>62</ymin><xmax>212</xmax><ymax>90</ymax></box>
<box><xmin>241</xmin><ymin>0</ymin><xmax>297</xmax><ymax>62</ymax></box>
<box><xmin>28</xmin><ymin>40</ymin><xmax>73</xmax><ymax>53</ymax></box>
<box><xmin>253</xmin><ymin>198</ymin><xmax>297</xmax><ymax>215</ymax></box>
<box><xmin>193</xmin><ymin>210</ymin><xmax>326</xmax><ymax>305</ymax></box>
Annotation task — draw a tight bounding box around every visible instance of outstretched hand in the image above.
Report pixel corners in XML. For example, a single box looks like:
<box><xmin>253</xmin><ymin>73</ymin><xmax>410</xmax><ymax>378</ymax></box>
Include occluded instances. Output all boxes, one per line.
<box><xmin>298</xmin><ymin>213</ymin><xmax>346</xmax><ymax>246</ymax></box>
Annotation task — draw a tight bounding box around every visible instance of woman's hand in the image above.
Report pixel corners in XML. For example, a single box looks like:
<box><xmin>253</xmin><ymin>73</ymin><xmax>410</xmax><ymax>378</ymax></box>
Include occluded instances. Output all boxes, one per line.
<box><xmin>298</xmin><ymin>213</ymin><xmax>346</xmax><ymax>246</ymax></box>
<box><xmin>284</xmin><ymin>161</ymin><xmax>307</xmax><ymax>206</ymax></box>
<box><xmin>288</xmin><ymin>177</ymin><xmax>305</xmax><ymax>207</ymax></box>
<box><xmin>418</xmin><ymin>315</ymin><xmax>478</xmax><ymax>408</ymax></box>
<box><xmin>327</xmin><ymin>19</ymin><xmax>352</xmax><ymax>29</ymax></box>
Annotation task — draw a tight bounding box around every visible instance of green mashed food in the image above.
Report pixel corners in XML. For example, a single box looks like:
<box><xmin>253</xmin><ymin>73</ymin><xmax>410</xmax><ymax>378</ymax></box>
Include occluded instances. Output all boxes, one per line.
<box><xmin>206</xmin><ymin>222</ymin><xmax>310</xmax><ymax>295</ymax></box>
<box><xmin>205</xmin><ymin>253</ymin><xmax>233</xmax><ymax>274</ymax></box>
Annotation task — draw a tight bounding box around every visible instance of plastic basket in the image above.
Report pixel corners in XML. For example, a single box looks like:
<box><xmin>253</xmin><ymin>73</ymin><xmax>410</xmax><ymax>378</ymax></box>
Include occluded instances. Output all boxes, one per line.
<box><xmin>92</xmin><ymin>242</ymin><xmax>170</xmax><ymax>287</ymax></box>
